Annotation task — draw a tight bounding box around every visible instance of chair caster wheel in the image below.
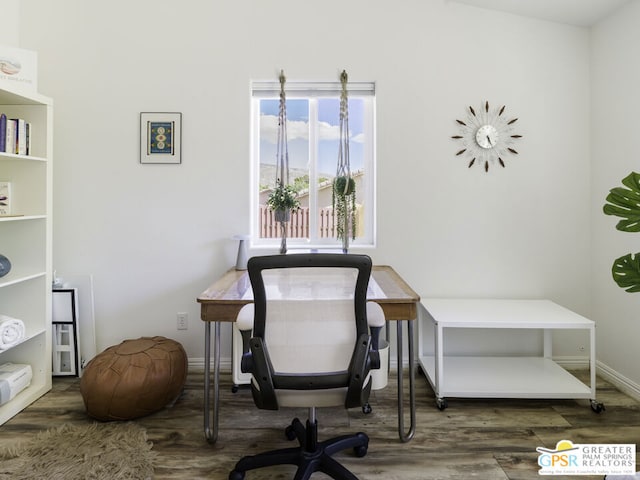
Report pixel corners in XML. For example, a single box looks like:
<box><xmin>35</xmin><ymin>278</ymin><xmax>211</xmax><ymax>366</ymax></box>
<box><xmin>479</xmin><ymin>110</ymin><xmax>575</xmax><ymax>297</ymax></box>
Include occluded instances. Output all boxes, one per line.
<box><xmin>229</xmin><ymin>470</ymin><xmax>245</xmax><ymax>480</ymax></box>
<box><xmin>362</xmin><ymin>402</ymin><xmax>372</xmax><ymax>414</ymax></box>
<box><xmin>590</xmin><ymin>399</ymin><xmax>605</xmax><ymax>413</ymax></box>
<box><xmin>231</xmin><ymin>385</ymin><xmax>239</xmax><ymax>393</ymax></box>
<box><xmin>354</xmin><ymin>445</ymin><xmax>368</xmax><ymax>457</ymax></box>
<box><xmin>436</xmin><ymin>398</ymin><xmax>448</xmax><ymax>410</ymax></box>
<box><xmin>285</xmin><ymin>425</ymin><xmax>297</xmax><ymax>441</ymax></box>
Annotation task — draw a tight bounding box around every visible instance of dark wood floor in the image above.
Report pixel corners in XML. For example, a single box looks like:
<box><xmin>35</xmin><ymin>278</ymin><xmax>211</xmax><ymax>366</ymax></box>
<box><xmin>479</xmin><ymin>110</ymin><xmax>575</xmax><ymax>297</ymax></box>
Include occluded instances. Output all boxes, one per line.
<box><xmin>0</xmin><ymin>368</ymin><xmax>638</xmax><ymax>479</ymax></box>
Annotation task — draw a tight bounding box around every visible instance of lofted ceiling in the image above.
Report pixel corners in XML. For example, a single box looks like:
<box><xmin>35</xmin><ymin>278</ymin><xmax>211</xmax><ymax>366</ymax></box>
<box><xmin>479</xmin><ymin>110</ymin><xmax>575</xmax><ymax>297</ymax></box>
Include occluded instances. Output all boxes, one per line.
<box><xmin>449</xmin><ymin>0</ymin><xmax>634</xmax><ymax>26</ymax></box>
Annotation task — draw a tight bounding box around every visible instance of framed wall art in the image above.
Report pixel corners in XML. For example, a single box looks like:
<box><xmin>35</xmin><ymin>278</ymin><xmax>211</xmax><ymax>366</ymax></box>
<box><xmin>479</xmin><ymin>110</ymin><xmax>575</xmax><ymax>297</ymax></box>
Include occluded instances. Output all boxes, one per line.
<box><xmin>140</xmin><ymin>112</ymin><xmax>182</xmax><ymax>164</ymax></box>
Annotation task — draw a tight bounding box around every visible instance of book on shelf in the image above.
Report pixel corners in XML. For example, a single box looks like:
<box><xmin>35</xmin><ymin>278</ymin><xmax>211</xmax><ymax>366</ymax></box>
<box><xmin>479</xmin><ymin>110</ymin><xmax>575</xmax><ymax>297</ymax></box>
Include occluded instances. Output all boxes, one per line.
<box><xmin>0</xmin><ymin>114</ymin><xmax>6</xmax><ymax>152</ymax></box>
<box><xmin>4</xmin><ymin>118</ymin><xmax>15</xmax><ymax>154</ymax></box>
<box><xmin>14</xmin><ymin>119</ymin><xmax>27</xmax><ymax>155</ymax></box>
<box><xmin>25</xmin><ymin>122</ymin><xmax>31</xmax><ymax>155</ymax></box>
<box><xmin>0</xmin><ymin>182</ymin><xmax>11</xmax><ymax>216</ymax></box>
<box><xmin>0</xmin><ymin>116</ymin><xmax>31</xmax><ymax>155</ymax></box>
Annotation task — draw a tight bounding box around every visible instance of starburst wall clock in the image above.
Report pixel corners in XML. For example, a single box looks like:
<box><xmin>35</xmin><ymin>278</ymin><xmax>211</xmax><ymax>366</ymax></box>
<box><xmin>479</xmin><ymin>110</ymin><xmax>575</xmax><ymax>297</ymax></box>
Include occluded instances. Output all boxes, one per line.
<box><xmin>451</xmin><ymin>101</ymin><xmax>522</xmax><ymax>172</ymax></box>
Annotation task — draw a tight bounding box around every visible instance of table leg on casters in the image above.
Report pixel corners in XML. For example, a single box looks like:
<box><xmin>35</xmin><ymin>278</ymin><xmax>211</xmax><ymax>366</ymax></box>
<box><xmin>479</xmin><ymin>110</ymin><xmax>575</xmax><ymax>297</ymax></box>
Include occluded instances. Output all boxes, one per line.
<box><xmin>204</xmin><ymin>321</ymin><xmax>221</xmax><ymax>444</ymax></box>
<box><xmin>396</xmin><ymin>320</ymin><xmax>416</xmax><ymax>442</ymax></box>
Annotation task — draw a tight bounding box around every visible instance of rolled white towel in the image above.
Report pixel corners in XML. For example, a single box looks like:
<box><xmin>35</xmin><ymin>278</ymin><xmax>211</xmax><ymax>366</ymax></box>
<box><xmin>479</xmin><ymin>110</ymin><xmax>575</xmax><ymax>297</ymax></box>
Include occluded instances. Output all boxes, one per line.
<box><xmin>0</xmin><ymin>314</ymin><xmax>26</xmax><ymax>351</ymax></box>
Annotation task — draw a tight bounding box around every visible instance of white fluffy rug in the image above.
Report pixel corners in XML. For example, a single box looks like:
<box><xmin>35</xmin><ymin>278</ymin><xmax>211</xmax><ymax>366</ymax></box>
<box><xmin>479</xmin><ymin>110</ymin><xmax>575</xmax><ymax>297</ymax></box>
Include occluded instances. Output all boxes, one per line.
<box><xmin>0</xmin><ymin>422</ymin><xmax>156</xmax><ymax>479</ymax></box>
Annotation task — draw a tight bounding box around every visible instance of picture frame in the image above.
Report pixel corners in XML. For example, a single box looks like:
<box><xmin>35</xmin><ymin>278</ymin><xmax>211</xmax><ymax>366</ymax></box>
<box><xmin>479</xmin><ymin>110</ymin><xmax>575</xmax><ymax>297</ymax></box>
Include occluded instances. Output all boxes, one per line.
<box><xmin>140</xmin><ymin>112</ymin><xmax>182</xmax><ymax>164</ymax></box>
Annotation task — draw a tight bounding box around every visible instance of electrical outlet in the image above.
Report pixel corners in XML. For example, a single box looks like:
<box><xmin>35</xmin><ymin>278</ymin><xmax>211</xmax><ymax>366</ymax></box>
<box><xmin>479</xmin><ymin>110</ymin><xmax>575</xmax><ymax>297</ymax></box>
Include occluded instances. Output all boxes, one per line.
<box><xmin>177</xmin><ymin>312</ymin><xmax>188</xmax><ymax>330</ymax></box>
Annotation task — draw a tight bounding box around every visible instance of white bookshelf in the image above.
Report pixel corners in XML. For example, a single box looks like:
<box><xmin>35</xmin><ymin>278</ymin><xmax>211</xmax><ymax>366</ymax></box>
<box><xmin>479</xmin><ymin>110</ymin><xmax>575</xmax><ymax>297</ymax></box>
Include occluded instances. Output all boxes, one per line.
<box><xmin>0</xmin><ymin>86</ymin><xmax>53</xmax><ymax>425</ymax></box>
<box><xmin>418</xmin><ymin>299</ymin><xmax>603</xmax><ymax>412</ymax></box>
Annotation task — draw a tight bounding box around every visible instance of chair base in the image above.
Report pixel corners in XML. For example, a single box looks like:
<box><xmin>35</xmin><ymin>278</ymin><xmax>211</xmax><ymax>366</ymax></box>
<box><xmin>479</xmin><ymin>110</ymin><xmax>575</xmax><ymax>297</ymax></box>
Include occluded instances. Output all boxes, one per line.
<box><xmin>229</xmin><ymin>417</ymin><xmax>369</xmax><ymax>480</ymax></box>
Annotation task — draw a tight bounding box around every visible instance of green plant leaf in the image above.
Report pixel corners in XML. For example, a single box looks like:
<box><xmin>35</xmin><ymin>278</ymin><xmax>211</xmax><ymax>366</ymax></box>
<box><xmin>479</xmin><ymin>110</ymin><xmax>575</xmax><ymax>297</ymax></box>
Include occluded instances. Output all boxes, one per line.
<box><xmin>612</xmin><ymin>252</ymin><xmax>640</xmax><ymax>292</ymax></box>
<box><xmin>603</xmin><ymin>172</ymin><xmax>640</xmax><ymax>232</ymax></box>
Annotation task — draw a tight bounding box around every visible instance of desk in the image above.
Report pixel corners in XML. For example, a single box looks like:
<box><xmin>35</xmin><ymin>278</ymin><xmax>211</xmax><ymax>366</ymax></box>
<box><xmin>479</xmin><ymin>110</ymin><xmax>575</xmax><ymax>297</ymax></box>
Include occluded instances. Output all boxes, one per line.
<box><xmin>197</xmin><ymin>265</ymin><xmax>420</xmax><ymax>444</ymax></box>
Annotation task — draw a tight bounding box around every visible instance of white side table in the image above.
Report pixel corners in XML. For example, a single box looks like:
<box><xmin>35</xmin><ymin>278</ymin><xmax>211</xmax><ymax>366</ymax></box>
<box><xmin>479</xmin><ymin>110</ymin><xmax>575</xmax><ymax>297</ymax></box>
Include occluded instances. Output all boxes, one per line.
<box><xmin>418</xmin><ymin>299</ymin><xmax>604</xmax><ymax>412</ymax></box>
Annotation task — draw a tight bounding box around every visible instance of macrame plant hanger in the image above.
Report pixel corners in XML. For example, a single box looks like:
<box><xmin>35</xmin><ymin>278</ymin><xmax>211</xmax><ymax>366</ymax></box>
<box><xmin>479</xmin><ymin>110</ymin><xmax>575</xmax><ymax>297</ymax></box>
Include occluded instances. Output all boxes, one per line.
<box><xmin>276</xmin><ymin>70</ymin><xmax>290</xmax><ymax>254</ymax></box>
<box><xmin>276</xmin><ymin>70</ymin><xmax>290</xmax><ymax>189</ymax></box>
<box><xmin>333</xmin><ymin>69</ymin><xmax>356</xmax><ymax>253</ymax></box>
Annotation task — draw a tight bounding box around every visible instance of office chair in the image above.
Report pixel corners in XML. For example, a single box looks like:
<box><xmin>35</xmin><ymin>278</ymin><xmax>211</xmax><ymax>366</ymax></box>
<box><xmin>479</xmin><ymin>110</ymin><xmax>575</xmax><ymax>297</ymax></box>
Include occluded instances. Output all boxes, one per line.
<box><xmin>229</xmin><ymin>253</ymin><xmax>385</xmax><ymax>480</ymax></box>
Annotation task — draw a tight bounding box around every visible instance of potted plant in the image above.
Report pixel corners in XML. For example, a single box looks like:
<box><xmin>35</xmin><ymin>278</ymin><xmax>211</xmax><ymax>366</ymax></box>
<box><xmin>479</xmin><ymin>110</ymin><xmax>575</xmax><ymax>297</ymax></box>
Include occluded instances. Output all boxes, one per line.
<box><xmin>267</xmin><ymin>179</ymin><xmax>300</xmax><ymax>221</ymax></box>
<box><xmin>603</xmin><ymin>171</ymin><xmax>640</xmax><ymax>292</ymax></box>
<box><xmin>332</xmin><ymin>175</ymin><xmax>356</xmax><ymax>249</ymax></box>
<box><xmin>267</xmin><ymin>179</ymin><xmax>300</xmax><ymax>254</ymax></box>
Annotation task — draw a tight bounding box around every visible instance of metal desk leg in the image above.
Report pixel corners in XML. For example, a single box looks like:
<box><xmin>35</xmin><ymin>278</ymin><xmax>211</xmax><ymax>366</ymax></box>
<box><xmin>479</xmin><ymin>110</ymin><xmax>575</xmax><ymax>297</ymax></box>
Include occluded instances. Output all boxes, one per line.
<box><xmin>396</xmin><ymin>320</ymin><xmax>416</xmax><ymax>442</ymax></box>
<box><xmin>385</xmin><ymin>320</ymin><xmax>391</xmax><ymax>371</ymax></box>
<box><xmin>203</xmin><ymin>321</ymin><xmax>221</xmax><ymax>444</ymax></box>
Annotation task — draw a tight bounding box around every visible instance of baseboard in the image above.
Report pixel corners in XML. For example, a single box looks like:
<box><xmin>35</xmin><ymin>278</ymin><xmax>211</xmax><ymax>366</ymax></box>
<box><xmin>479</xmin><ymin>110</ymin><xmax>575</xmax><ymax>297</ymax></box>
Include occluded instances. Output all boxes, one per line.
<box><xmin>554</xmin><ymin>355</ymin><xmax>590</xmax><ymax>369</ymax></box>
<box><xmin>188</xmin><ymin>357</ymin><xmax>401</xmax><ymax>373</ymax></box>
<box><xmin>555</xmin><ymin>356</ymin><xmax>640</xmax><ymax>401</ymax></box>
<box><xmin>189</xmin><ymin>357</ymin><xmax>232</xmax><ymax>372</ymax></box>
<box><xmin>188</xmin><ymin>356</ymin><xmax>640</xmax><ymax>402</ymax></box>
<box><xmin>189</xmin><ymin>356</ymin><xmax>588</xmax><ymax>374</ymax></box>
<box><xmin>596</xmin><ymin>360</ymin><xmax>640</xmax><ymax>401</ymax></box>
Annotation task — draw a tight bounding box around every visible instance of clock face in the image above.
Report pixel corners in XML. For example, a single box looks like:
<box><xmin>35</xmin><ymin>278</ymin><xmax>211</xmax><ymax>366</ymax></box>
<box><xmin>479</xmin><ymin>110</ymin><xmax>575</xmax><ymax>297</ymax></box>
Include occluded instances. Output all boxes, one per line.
<box><xmin>452</xmin><ymin>101</ymin><xmax>522</xmax><ymax>171</ymax></box>
<box><xmin>475</xmin><ymin>124</ymin><xmax>499</xmax><ymax>149</ymax></box>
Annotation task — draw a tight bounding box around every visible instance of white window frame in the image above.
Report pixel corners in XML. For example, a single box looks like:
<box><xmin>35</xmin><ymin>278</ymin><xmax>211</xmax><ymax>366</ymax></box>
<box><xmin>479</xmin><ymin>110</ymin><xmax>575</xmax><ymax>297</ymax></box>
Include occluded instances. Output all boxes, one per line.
<box><xmin>250</xmin><ymin>80</ymin><xmax>376</xmax><ymax>250</ymax></box>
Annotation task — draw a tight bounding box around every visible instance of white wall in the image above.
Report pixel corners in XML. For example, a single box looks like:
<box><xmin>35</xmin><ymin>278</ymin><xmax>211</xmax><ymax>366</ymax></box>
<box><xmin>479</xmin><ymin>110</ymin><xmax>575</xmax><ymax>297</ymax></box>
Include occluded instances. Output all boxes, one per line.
<box><xmin>591</xmin><ymin>1</ymin><xmax>640</xmax><ymax>393</ymax></box>
<box><xmin>0</xmin><ymin>0</ymin><xmax>19</xmax><ymax>45</ymax></box>
<box><xmin>17</xmin><ymin>0</ymin><xmax>593</xmax><ymax>366</ymax></box>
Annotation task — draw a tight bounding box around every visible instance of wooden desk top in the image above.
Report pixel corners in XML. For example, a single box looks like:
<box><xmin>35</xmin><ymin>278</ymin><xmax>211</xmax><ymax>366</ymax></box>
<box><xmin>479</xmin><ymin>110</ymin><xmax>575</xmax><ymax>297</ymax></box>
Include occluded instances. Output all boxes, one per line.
<box><xmin>197</xmin><ymin>265</ymin><xmax>420</xmax><ymax>323</ymax></box>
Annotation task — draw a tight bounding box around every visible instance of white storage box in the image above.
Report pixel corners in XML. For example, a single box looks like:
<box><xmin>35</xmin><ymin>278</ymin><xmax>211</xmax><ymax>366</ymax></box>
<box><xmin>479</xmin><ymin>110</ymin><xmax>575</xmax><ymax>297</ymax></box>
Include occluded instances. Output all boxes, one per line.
<box><xmin>0</xmin><ymin>362</ymin><xmax>32</xmax><ymax>406</ymax></box>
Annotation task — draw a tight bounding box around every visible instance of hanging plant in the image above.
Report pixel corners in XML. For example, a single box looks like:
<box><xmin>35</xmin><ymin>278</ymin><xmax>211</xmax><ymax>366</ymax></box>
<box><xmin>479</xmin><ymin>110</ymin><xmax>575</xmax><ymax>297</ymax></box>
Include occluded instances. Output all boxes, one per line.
<box><xmin>334</xmin><ymin>175</ymin><xmax>356</xmax><ymax>196</ymax></box>
<box><xmin>603</xmin><ymin>171</ymin><xmax>640</xmax><ymax>292</ymax></box>
<box><xmin>333</xmin><ymin>70</ymin><xmax>356</xmax><ymax>251</ymax></box>
<box><xmin>267</xmin><ymin>178</ymin><xmax>300</xmax><ymax>219</ymax></box>
<box><xmin>333</xmin><ymin>176</ymin><xmax>356</xmax><ymax>242</ymax></box>
<box><xmin>271</xmin><ymin>70</ymin><xmax>293</xmax><ymax>254</ymax></box>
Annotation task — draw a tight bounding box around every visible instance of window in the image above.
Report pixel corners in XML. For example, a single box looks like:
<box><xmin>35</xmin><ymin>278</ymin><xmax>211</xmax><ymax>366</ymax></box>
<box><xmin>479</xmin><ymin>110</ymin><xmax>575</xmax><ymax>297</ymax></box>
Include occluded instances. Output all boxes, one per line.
<box><xmin>251</xmin><ymin>80</ymin><xmax>376</xmax><ymax>249</ymax></box>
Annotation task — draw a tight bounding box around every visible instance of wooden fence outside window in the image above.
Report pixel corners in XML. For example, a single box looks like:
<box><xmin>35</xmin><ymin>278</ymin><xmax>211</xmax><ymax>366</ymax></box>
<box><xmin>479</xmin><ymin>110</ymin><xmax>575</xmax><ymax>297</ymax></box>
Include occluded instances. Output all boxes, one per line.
<box><xmin>259</xmin><ymin>206</ymin><xmax>339</xmax><ymax>239</ymax></box>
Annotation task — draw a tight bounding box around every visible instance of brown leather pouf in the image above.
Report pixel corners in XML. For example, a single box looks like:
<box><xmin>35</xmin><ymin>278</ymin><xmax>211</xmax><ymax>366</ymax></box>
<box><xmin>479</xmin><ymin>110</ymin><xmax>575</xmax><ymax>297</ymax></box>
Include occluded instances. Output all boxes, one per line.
<box><xmin>80</xmin><ymin>336</ymin><xmax>188</xmax><ymax>421</ymax></box>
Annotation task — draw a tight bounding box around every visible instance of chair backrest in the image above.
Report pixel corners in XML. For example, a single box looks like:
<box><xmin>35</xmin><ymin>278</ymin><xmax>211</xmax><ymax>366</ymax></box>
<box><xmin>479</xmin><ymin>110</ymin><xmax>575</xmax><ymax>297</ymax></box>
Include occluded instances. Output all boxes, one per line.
<box><xmin>246</xmin><ymin>253</ymin><xmax>374</xmax><ymax>410</ymax></box>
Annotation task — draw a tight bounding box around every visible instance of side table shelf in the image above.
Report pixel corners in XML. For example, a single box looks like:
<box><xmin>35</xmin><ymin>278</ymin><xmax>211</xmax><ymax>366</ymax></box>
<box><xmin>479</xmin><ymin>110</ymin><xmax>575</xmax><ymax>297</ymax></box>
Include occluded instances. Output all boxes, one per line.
<box><xmin>418</xmin><ymin>299</ymin><xmax>604</xmax><ymax>413</ymax></box>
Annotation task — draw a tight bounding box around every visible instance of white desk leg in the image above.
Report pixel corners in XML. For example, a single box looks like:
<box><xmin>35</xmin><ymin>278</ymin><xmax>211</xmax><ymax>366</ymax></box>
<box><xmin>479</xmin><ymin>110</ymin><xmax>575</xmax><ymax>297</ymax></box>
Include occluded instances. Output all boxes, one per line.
<box><xmin>434</xmin><ymin>322</ymin><xmax>447</xmax><ymax>410</ymax></box>
<box><xmin>543</xmin><ymin>329</ymin><xmax>552</xmax><ymax>359</ymax></box>
<box><xmin>588</xmin><ymin>325</ymin><xmax>604</xmax><ymax>412</ymax></box>
<box><xmin>204</xmin><ymin>321</ymin><xmax>221</xmax><ymax>443</ymax></box>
